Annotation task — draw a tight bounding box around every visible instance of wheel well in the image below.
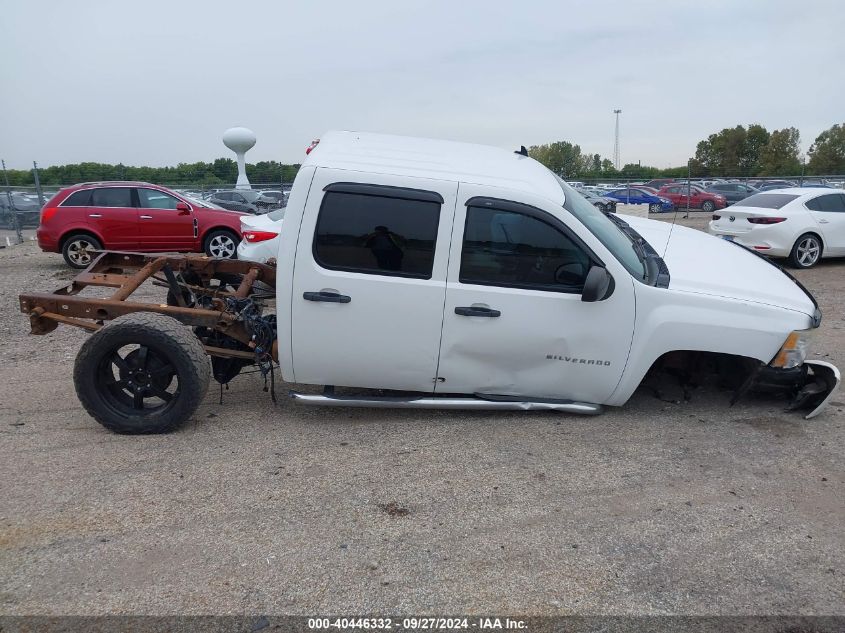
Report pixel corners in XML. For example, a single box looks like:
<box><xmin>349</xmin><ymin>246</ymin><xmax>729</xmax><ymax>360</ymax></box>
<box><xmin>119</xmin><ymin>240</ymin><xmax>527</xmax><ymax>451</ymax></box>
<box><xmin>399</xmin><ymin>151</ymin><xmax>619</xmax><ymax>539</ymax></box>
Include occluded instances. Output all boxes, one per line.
<box><xmin>795</xmin><ymin>231</ymin><xmax>824</xmax><ymax>252</ymax></box>
<box><xmin>201</xmin><ymin>227</ymin><xmax>239</xmax><ymax>245</ymax></box>
<box><xmin>640</xmin><ymin>350</ymin><xmax>761</xmax><ymax>392</ymax></box>
<box><xmin>59</xmin><ymin>229</ymin><xmax>102</xmax><ymax>250</ymax></box>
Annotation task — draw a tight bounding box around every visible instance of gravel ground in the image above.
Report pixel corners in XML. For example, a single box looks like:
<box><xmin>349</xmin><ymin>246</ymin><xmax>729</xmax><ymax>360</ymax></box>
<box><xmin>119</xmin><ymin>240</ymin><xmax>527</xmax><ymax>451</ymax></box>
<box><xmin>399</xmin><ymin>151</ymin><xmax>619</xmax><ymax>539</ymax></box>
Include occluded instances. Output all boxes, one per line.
<box><xmin>0</xmin><ymin>228</ymin><xmax>36</xmax><ymax>247</ymax></box>
<box><xmin>1</xmin><ymin>215</ymin><xmax>844</xmax><ymax>616</ymax></box>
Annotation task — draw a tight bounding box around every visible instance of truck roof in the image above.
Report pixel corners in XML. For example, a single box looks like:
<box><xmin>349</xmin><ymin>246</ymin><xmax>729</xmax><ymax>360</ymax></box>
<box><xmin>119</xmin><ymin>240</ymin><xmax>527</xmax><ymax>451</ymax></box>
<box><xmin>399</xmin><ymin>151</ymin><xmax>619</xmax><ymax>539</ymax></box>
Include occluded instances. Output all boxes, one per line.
<box><xmin>303</xmin><ymin>131</ymin><xmax>564</xmax><ymax>204</ymax></box>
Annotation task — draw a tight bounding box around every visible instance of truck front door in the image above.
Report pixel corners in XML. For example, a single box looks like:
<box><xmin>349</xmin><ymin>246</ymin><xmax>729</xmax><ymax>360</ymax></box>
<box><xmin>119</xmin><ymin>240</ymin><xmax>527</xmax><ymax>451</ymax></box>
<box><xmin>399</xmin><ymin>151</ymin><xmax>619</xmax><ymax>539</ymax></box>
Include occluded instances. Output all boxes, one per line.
<box><xmin>289</xmin><ymin>169</ymin><xmax>458</xmax><ymax>391</ymax></box>
<box><xmin>435</xmin><ymin>186</ymin><xmax>636</xmax><ymax>404</ymax></box>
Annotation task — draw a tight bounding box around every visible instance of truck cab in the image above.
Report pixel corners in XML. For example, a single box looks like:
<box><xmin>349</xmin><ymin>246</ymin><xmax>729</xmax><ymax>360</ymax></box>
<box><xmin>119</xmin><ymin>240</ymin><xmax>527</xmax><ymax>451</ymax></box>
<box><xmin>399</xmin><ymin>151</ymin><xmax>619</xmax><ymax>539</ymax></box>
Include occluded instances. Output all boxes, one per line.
<box><xmin>273</xmin><ymin>132</ymin><xmax>836</xmax><ymax>413</ymax></box>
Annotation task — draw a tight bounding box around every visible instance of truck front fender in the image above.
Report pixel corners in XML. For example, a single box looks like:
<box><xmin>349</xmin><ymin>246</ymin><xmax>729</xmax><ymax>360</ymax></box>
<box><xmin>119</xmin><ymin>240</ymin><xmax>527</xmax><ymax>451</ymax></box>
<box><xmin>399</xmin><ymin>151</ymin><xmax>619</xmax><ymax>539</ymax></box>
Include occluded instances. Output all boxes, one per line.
<box><xmin>607</xmin><ymin>288</ymin><xmax>814</xmax><ymax>406</ymax></box>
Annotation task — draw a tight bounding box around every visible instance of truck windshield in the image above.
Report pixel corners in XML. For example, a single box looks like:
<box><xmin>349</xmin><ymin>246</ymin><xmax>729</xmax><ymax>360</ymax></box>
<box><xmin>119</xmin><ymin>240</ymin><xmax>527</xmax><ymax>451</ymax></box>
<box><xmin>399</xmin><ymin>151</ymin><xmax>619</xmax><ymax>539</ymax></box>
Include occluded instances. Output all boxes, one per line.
<box><xmin>553</xmin><ymin>174</ymin><xmax>647</xmax><ymax>281</ymax></box>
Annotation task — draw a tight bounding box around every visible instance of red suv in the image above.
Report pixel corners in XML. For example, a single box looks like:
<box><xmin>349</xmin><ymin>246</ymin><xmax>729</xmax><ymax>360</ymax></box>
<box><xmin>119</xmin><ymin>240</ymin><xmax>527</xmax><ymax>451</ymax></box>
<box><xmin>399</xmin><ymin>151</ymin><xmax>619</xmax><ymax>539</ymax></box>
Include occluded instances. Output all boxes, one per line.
<box><xmin>38</xmin><ymin>182</ymin><xmax>246</xmax><ymax>268</ymax></box>
<box><xmin>657</xmin><ymin>184</ymin><xmax>727</xmax><ymax>213</ymax></box>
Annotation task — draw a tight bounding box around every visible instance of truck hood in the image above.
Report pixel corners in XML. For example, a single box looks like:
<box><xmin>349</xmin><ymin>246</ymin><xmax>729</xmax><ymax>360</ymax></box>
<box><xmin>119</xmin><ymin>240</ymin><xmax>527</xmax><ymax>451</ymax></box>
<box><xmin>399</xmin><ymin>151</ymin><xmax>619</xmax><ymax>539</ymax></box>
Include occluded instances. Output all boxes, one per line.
<box><xmin>620</xmin><ymin>214</ymin><xmax>816</xmax><ymax>318</ymax></box>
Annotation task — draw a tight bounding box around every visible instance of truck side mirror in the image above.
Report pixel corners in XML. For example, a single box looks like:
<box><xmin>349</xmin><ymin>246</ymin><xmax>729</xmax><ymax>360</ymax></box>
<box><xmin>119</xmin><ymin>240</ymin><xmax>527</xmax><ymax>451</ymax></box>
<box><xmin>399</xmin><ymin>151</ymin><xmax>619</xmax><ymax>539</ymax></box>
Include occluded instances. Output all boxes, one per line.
<box><xmin>581</xmin><ymin>266</ymin><xmax>613</xmax><ymax>303</ymax></box>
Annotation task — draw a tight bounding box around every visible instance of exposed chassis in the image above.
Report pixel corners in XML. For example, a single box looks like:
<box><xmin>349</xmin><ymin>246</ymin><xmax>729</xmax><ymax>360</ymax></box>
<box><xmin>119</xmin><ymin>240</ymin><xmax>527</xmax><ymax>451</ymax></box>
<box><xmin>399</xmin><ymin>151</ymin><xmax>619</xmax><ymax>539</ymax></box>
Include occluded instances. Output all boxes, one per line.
<box><xmin>19</xmin><ymin>251</ymin><xmax>278</xmax><ymax>363</ymax></box>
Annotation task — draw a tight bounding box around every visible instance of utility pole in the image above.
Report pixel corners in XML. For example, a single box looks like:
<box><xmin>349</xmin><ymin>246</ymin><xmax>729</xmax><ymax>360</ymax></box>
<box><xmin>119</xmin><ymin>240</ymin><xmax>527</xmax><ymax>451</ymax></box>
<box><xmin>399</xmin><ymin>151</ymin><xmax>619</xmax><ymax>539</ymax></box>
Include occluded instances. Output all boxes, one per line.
<box><xmin>613</xmin><ymin>109</ymin><xmax>622</xmax><ymax>171</ymax></box>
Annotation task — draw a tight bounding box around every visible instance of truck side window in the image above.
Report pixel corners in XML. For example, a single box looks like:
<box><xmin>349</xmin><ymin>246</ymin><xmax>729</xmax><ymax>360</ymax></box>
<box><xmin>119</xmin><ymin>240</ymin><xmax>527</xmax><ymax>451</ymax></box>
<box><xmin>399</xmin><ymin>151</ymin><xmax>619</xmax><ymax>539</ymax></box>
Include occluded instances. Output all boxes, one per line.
<box><xmin>460</xmin><ymin>206</ymin><xmax>590</xmax><ymax>292</ymax></box>
<box><xmin>313</xmin><ymin>191</ymin><xmax>440</xmax><ymax>279</ymax></box>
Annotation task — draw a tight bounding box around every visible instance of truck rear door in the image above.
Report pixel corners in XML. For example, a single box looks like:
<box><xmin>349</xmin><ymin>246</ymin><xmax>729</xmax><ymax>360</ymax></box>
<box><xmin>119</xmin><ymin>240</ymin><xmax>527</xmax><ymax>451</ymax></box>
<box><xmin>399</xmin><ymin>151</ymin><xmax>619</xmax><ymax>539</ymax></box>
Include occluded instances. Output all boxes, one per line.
<box><xmin>289</xmin><ymin>168</ymin><xmax>458</xmax><ymax>391</ymax></box>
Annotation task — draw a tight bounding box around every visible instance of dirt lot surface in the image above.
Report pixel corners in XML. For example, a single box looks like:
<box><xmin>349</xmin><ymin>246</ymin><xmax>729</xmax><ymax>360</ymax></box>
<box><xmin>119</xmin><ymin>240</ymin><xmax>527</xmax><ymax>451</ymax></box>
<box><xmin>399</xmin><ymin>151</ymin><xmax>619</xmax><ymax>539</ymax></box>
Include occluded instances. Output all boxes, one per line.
<box><xmin>1</xmin><ymin>214</ymin><xmax>844</xmax><ymax>615</ymax></box>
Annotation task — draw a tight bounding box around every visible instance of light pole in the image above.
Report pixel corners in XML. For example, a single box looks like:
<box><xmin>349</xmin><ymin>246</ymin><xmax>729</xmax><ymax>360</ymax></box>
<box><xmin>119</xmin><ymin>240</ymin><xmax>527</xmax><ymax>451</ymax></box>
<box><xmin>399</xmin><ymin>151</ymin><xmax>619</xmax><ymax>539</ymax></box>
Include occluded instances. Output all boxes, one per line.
<box><xmin>613</xmin><ymin>109</ymin><xmax>622</xmax><ymax>171</ymax></box>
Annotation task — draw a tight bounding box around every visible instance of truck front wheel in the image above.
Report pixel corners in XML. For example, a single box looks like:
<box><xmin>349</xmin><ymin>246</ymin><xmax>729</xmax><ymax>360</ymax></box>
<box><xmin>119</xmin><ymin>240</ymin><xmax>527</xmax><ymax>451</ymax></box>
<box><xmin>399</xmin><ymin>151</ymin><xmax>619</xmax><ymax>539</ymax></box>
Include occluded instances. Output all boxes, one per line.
<box><xmin>74</xmin><ymin>313</ymin><xmax>211</xmax><ymax>434</ymax></box>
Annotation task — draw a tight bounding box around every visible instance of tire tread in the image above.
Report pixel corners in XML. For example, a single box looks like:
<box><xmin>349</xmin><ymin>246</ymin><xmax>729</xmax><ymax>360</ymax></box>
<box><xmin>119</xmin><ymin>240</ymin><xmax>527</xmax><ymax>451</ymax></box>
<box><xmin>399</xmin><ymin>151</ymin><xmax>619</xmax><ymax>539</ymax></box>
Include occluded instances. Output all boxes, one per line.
<box><xmin>74</xmin><ymin>313</ymin><xmax>211</xmax><ymax>434</ymax></box>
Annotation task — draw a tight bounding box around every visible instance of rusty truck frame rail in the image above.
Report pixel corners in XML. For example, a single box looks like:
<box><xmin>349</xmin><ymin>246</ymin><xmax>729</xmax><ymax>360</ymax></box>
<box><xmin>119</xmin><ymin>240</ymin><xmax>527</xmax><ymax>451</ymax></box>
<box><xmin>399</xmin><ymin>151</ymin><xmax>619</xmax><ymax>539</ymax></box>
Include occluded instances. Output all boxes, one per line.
<box><xmin>19</xmin><ymin>251</ymin><xmax>277</xmax><ymax>362</ymax></box>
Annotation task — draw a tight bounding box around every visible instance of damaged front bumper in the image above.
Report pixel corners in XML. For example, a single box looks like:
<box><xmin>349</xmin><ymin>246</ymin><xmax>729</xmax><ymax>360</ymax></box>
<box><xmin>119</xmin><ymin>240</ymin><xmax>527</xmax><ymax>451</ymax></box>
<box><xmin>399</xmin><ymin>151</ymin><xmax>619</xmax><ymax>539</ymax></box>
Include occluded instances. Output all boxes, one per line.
<box><xmin>751</xmin><ymin>360</ymin><xmax>840</xmax><ymax>419</ymax></box>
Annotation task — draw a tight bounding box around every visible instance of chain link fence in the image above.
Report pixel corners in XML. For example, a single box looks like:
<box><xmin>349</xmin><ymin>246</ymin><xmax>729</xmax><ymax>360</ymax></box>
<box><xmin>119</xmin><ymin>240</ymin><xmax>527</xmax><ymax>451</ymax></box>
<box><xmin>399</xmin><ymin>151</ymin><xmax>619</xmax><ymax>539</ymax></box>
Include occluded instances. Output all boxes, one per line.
<box><xmin>579</xmin><ymin>175</ymin><xmax>845</xmax><ymax>187</ymax></box>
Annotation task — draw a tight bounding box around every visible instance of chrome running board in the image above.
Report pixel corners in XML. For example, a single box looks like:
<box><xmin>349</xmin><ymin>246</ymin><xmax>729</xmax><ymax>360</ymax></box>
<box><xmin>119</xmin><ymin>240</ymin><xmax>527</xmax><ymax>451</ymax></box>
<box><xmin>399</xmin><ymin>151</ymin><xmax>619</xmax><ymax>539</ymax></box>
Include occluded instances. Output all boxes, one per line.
<box><xmin>289</xmin><ymin>391</ymin><xmax>603</xmax><ymax>415</ymax></box>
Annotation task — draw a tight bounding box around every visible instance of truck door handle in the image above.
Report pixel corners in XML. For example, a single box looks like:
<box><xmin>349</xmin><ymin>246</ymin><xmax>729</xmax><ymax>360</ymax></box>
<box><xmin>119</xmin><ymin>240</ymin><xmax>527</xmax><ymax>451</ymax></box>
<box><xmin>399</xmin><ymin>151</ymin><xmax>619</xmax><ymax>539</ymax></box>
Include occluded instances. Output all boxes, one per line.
<box><xmin>139</xmin><ymin>215</ymin><xmax>153</xmax><ymax>219</ymax></box>
<box><xmin>303</xmin><ymin>291</ymin><xmax>351</xmax><ymax>303</ymax></box>
<box><xmin>88</xmin><ymin>214</ymin><xmax>102</xmax><ymax>218</ymax></box>
<box><xmin>455</xmin><ymin>306</ymin><xmax>501</xmax><ymax>317</ymax></box>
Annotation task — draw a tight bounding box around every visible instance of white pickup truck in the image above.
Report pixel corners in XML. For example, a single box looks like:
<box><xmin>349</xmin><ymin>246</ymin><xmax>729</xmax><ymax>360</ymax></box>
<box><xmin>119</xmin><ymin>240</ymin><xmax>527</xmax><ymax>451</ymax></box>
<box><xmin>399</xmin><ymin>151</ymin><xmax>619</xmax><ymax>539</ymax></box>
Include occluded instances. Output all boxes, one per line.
<box><xmin>20</xmin><ymin>131</ymin><xmax>840</xmax><ymax>433</ymax></box>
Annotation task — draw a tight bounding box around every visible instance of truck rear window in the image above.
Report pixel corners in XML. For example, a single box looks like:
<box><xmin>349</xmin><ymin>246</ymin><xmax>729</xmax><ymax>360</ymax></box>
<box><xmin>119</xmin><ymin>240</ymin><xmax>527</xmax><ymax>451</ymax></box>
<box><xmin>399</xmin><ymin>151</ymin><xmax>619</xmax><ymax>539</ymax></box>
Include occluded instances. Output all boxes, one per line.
<box><xmin>736</xmin><ymin>193</ymin><xmax>799</xmax><ymax>209</ymax></box>
<box><xmin>313</xmin><ymin>191</ymin><xmax>440</xmax><ymax>279</ymax></box>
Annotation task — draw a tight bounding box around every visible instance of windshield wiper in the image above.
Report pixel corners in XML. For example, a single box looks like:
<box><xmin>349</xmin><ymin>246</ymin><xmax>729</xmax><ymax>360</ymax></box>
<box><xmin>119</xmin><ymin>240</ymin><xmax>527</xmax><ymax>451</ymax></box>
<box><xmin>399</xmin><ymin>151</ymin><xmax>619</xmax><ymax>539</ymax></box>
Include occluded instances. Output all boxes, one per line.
<box><xmin>607</xmin><ymin>215</ymin><xmax>647</xmax><ymax>276</ymax></box>
<box><xmin>606</xmin><ymin>214</ymin><xmax>669</xmax><ymax>286</ymax></box>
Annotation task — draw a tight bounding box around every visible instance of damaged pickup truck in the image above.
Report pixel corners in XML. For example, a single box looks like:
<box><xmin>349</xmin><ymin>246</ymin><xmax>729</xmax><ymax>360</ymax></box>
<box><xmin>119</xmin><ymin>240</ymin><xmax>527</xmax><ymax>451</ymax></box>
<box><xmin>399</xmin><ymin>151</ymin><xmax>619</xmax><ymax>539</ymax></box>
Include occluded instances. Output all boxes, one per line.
<box><xmin>19</xmin><ymin>131</ymin><xmax>840</xmax><ymax>433</ymax></box>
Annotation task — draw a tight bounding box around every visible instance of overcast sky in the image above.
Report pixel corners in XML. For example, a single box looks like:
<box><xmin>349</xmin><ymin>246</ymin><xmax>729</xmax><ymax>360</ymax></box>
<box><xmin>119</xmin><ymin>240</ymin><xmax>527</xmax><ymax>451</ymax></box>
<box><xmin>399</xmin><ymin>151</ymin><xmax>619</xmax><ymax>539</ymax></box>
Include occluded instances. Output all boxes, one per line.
<box><xmin>2</xmin><ymin>0</ymin><xmax>843</xmax><ymax>169</ymax></box>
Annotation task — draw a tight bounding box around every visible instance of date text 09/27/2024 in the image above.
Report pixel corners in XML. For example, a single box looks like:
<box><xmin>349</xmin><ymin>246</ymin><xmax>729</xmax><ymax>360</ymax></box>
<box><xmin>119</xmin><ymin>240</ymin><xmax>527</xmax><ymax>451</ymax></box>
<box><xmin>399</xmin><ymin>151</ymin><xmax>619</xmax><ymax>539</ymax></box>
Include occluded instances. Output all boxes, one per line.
<box><xmin>307</xmin><ymin>617</ymin><xmax>528</xmax><ymax>630</ymax></box>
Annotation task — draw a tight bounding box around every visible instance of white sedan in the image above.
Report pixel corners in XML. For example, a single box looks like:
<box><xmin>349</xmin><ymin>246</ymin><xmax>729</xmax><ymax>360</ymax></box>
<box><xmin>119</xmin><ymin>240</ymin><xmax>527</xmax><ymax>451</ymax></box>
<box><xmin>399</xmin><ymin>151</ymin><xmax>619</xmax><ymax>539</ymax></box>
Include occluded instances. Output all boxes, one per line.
<box><xmin>708</xmin><ymin>188</ymin><xmax>845</xmax><ymax>268</ymax></box>
<box><xmin>236</xmin><ymin>208</ymin><xmax>284</xmax><ymax>264</ymax></box>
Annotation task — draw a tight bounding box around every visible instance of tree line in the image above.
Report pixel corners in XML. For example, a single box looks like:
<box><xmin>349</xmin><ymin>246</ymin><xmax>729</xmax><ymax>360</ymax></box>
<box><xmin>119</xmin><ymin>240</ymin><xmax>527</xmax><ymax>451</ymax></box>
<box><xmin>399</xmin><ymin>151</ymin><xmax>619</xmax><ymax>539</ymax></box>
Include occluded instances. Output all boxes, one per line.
<box><xmin>528</xmin><ymin>121</ymin><xmax>845</xmax><ymax>180</ymax></box>
<box><xmin>3</xmin><ymin>158</ymin><xmax>301</xmax><ymax>187</ymax></box>
<box><xmin>3</xmin><ymin>122</ymin><xmax>844</xmax><ymax>187</ymax></box>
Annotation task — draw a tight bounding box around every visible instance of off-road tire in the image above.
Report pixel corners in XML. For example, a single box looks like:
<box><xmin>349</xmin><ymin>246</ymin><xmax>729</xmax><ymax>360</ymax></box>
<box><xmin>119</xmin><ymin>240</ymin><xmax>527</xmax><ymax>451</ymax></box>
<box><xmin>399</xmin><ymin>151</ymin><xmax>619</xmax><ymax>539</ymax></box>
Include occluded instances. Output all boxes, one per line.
<box><xmin>74</xmin><ymin>313</ymin><xmax>211</xmax><ymax>434</ymax></box>
<box><xmin>203</xmin><ymin>229</ymin><xmax>239</xmax><ymax>259</ymax></box>
<box><xmin>788</xmin><ymin>233</ymin><xmax>823</xmax><ymax>269</ymax></box>
<box><xmin>62</xmin><ymin>233</ymin><xmax>102</xmax><ymax>269</ymax></box>
<box><xmin>701</xmin><ymin>200</ymin><xmax>715</xmax><ymax>213</ymax></box>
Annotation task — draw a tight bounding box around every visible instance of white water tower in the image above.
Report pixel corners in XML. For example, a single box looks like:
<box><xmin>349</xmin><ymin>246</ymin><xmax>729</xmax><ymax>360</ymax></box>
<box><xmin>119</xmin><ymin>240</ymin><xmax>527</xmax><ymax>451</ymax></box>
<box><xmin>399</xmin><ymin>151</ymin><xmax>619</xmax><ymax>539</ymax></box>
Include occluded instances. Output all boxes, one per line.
<box><xmin>222</xmin><ymin>127</ymin><xmax>257</xmax><ymax>190</ymax></box>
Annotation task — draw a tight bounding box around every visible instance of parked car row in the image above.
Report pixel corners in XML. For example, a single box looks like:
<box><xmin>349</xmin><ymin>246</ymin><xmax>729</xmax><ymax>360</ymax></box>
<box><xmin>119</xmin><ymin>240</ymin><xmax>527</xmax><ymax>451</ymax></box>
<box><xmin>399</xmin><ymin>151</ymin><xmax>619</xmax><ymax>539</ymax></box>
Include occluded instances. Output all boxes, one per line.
<box><xmin>0</xmin><ymin>192</ymin><xmax>42</xmax><ymax>227</ymax></box>
<box><xmin>574</xmin><ymin>178</ymin><xmax>843</xmax><ymax>201</ymax></box>
<box><xmin>207</xmin><ymin>189</ymin><xmax>281</xmax><ymax>214</ymax></box>
<box><xmin>601</xmin><ymin>187</ymin><xmax>674</xmax><ymax>212</ymax></box>
<box><xmin>657</xmin><ymin>184</ymin><xmax>727</xmax><ymax>212</ymax></box>
<box><xmin>569</xmin><ymin>177</ymin><xmax>845</xmax><ymax>271</ymax></box>
<box><xmin>574</xmin><ymin>188</ymin><xmax>617</xmax><ymax>214</ymax></box>
<box><xmin>25</xmin><ymin>173</ymin><xmax>845</xmax><ymax>276</ymax></box>
<box><xmin>189</xmin><ymin>187</ymin><xmax>290</xmax><ymax>211</ymax></box>
<box><xmin>234</xmin><ymin>183</ymin><xmax>845</xmax><ymax>272</ymax></box>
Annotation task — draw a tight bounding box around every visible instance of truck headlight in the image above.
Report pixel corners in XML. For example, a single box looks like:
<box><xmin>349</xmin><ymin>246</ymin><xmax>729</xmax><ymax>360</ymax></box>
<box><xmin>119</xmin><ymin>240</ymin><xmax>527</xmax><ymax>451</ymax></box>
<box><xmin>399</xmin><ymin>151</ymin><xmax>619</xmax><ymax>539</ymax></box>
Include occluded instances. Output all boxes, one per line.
<box><xmin>771</xmin><ymin>330</ymin><xmax>811</xmax><ymax>369</ymax></box>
